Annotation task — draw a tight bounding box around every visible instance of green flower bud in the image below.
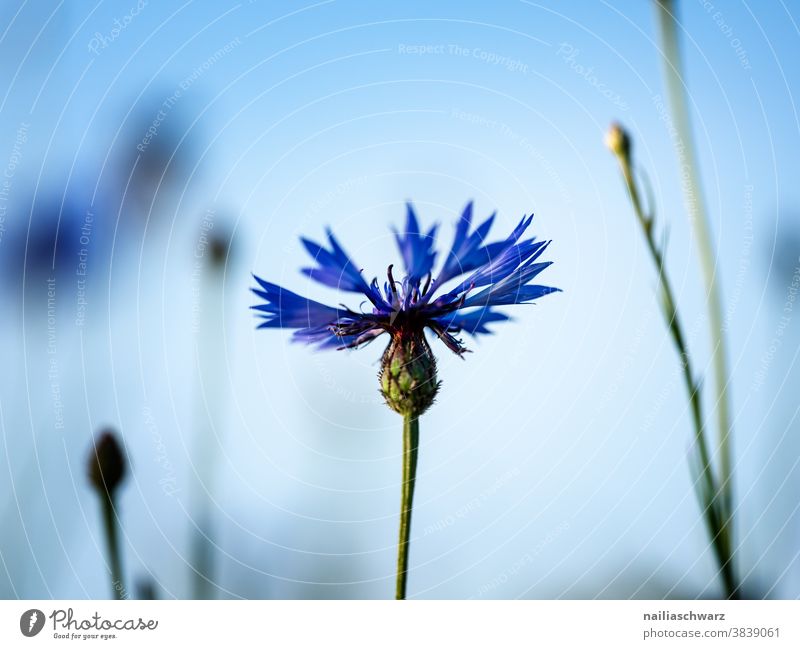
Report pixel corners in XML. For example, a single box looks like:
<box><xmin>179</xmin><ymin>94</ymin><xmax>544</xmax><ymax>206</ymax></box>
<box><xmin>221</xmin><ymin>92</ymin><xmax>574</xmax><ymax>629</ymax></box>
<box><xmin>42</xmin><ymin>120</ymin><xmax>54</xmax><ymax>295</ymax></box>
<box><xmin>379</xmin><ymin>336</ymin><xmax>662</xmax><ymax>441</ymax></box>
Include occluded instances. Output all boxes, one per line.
<box><xmin>379</xmin><ymin>331</ymin><xmax>440</xmax><ymax>417</ymax></box>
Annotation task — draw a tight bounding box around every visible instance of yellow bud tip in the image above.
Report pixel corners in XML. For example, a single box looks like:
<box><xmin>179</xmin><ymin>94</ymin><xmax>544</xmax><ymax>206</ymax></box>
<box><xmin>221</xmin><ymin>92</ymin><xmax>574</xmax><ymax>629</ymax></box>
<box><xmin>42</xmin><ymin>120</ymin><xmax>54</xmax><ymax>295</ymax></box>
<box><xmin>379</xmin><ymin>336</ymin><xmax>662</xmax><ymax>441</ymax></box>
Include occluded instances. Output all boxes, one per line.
<box><xmin>605</xmin><ymin>122</ymin><xmax>631</xmax><ymax>161</ymax></box>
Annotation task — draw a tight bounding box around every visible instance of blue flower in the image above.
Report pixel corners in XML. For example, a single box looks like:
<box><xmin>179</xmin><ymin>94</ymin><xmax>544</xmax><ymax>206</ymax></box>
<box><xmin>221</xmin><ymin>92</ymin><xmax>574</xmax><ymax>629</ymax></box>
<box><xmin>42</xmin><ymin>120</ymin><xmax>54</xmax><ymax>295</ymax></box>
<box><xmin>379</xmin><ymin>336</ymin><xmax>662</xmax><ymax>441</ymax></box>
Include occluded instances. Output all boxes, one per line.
<box><xmin>251</xmin><ymin>202</ymin><xmax>560</xmax><ymax>358</ymax></box>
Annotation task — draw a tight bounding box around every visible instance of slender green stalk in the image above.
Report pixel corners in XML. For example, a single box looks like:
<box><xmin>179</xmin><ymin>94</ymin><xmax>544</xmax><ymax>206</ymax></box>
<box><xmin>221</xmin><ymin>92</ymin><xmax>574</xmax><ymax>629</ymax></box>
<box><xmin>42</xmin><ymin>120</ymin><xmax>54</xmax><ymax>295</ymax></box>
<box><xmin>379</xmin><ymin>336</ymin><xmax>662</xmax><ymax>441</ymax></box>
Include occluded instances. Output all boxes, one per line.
<box><xmin>396</xmin><ymin>414</ymin><xmax>419</xmax><ymax>600</ymax></box>
<box><xmin>608</xmin><ymin>125</ymin><xmax>738</xmax><ymax>598</ymax></box>
<box><xmin>101</xmin><ymin>494</ymin><xmax>125</xmax><ymax>600</ymax></box>
<box><xmin>654</xmin><ymin>0</ymin><xmax>733</xmax><ymax>517</ymax></box>
<box><xmin>88</xmin><ymin>431</ymin><xmax>128</xmax><ymax>600</ymax></box>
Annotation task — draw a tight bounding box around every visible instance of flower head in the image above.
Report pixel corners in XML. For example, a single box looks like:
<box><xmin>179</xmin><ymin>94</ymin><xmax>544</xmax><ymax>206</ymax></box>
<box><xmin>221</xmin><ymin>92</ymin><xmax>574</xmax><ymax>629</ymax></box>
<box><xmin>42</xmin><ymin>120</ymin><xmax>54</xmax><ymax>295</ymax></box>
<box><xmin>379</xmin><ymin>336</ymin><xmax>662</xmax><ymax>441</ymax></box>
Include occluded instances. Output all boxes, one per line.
<box><xmin>252</xmin><ymin>202</ymin><xmax>560</xmax><ymax>415</ymax></box>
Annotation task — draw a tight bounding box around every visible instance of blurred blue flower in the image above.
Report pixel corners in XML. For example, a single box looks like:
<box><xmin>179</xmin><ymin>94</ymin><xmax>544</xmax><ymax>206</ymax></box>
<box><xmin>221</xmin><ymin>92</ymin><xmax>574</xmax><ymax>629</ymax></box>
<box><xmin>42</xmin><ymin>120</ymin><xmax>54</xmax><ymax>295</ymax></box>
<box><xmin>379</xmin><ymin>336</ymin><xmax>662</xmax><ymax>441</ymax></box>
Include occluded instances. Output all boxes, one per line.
<box><xmin>251</xmin><ymin>202</ymin><xmax>559</xmax><ymax>356</ymax></box>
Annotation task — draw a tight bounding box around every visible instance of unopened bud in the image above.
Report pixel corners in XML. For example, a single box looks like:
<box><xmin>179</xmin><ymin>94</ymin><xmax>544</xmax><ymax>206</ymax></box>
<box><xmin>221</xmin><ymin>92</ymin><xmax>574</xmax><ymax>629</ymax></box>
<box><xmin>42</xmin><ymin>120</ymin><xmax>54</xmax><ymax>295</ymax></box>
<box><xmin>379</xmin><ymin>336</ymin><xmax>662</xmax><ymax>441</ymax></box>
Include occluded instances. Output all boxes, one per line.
<box><xmin>379</xmin><ymin>332</ymin><xmax>440</xmax><ymax>417</ymax></box>
<box><xmin>605</xmin><ymin>122</ymin><xmax>631</xmax><ymax>161</ymax></box>
<box><xmin>208</xmin><ymin>233</ymin><xmax>230</xmax><ymax>267</ymax></box>
<box><xmin>88</xmin><ymin>429</ymin><xmax>127</xmax><ymax>496</ymax></box>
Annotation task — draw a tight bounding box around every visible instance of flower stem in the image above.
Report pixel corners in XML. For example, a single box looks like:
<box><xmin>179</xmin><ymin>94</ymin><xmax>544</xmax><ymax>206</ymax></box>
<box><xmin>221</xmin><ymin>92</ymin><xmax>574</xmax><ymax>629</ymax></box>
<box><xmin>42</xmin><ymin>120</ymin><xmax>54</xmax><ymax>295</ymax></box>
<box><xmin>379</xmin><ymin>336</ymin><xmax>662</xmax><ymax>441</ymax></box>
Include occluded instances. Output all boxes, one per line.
<box><xmin>609</xmin><ymin>124</ymin><xmax>739</xmax><ymax>599</ymax></box>
<box><xmin>101</xmin><ymin>493</ymin><xmax>125</xmax><ymax>599</ymax></box>
<box><xmin>396</xmin><ymin>414</ymin><xmax>419</xmax><ymax>600</ymax></box>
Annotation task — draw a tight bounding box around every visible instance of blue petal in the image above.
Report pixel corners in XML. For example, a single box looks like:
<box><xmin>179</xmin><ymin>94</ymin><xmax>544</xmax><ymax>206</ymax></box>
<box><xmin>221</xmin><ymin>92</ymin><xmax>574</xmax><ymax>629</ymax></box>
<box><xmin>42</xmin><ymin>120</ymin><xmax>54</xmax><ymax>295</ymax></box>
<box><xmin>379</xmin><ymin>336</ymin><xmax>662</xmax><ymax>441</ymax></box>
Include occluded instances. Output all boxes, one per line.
<box><xmin>464</xmin><ymin>283</ymin><xmax>561</xmax><ymax>307</ymax></box>
<box><xmin>433</xmin><ymin>202</ymin><xmax>497</xmax><ymax>286</ymax></box>
<box><xmin>394</xmin><ymin>202</ymin><xmax>437</xmax><ymax>285</ymax></box>
<box><xmin>300</xmin><ymin>230</ymin><xmax>389</xmax><ymax>309</ymax></box>
<box><xmin>293</xmin><ymin>325</ymin><xmax>385</xmax><ymax>350</ymax></box>
<box><xmin>434</xmin><ymin>215</ymin><xmax>536</xmax><ymax>304</ymax></box>
<box><xmin>461</xmin><ymin>237</ymin><xmax>559</xmax><ymax>307</ymax></box>
<box><xmin>470</xmin><ymin>240</ymin><xmax>550</xmax><ymax>290</ymax></box>
<box><xmin>436</xmin><ymin>307</ymin><xmax>510</xmax><ymax>335</ymax></box>
<box><xmin>426</xmin><ymin>218</ymin><xmax>559</xmax><ymax>316</ymax></box>
<box><xmin>251</xmin><ymin>274</ymin><xmax>345</xmax><ymax>329</ymax></box>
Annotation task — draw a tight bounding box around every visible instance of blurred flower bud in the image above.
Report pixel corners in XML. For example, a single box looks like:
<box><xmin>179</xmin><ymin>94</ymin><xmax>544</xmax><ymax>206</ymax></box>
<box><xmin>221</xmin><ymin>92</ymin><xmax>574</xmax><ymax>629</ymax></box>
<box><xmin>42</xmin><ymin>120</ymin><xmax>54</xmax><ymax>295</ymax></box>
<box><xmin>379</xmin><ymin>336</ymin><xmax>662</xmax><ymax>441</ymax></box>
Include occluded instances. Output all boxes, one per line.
<box><xmin>209</xmin><ymin>234</ymin><xmax>229</xmax><ymax>267</ymax></box>
<box><xmin>88</xmin><ymin>429</ymin><xmax>127</xmax><ymax>496</ymax></box>
<box><xmin>605</xmin><ymin>122</ymin><xmax>631</xmax><ymax>161</ymax></box>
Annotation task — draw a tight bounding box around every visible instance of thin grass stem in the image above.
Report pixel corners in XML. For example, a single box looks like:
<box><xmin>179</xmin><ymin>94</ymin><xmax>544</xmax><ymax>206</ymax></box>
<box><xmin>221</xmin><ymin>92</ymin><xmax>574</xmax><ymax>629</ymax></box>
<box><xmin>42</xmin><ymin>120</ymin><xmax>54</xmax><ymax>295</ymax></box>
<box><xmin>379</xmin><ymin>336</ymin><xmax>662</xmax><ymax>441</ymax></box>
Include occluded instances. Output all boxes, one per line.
<box><xmin>654</xmin><ymin>0</ymin><xmax>734</xmax><ymax>519</ymax></box>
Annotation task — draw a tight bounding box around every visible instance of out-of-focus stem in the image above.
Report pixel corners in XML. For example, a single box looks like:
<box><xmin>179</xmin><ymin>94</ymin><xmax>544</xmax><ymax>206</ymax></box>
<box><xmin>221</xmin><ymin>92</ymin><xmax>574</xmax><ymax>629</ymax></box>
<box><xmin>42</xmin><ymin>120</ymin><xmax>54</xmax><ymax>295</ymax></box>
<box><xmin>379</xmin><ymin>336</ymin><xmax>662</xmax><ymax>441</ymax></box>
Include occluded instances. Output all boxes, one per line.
<box><xmin>396</xmin><ymin>414</ymin><xmax>419</xmax><ymax>600</ymax></box>
<box><xmin>191</xmin><ymin>229</ymin><xmax>230</xmax><ymax>599</ymax></box>
<box><xmin>654</xmin><ymin>0</ymin><xmax>733</xmax><ymax>517</ymax></box>
<box><xmin>101</xmin><ymin>494</ymin><xmax>125</xmax><ymax>600</ymax></box>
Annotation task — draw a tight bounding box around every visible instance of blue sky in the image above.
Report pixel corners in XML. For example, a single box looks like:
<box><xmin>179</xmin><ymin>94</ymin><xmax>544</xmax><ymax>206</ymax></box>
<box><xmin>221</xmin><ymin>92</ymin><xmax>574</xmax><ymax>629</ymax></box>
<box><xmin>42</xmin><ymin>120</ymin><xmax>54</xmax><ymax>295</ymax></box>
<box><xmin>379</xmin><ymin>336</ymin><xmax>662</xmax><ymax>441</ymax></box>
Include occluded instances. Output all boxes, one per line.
<box><xmin>0</xmin><ymin>0</ymin><xmax>798</xmax><ymax>599</ymax></box>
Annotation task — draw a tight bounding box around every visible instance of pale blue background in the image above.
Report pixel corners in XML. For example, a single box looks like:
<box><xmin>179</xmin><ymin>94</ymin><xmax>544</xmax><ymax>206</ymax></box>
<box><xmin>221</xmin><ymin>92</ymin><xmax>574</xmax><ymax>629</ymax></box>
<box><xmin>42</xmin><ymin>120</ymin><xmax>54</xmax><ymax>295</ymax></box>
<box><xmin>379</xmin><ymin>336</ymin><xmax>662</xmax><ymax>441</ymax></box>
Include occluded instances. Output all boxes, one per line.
<box><xmin>0</xmin><ymin>0</ymin><xmax>798</xmax><ymax>599</ymax></box>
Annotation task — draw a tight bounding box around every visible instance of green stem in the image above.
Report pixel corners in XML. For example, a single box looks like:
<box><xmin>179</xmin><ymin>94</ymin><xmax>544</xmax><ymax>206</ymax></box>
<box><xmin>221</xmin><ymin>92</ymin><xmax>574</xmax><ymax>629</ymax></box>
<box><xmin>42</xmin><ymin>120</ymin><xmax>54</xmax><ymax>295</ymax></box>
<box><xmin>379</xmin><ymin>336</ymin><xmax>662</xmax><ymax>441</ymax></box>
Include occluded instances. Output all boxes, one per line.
<box><xmin>654</xmin><ymin>0</ymin><xmax>733</xmax><ymax>516</ymax></box>
<box><xmin>396</xmin><ymin>414</ymin><xmax>419</xmax><ymax>600</ymax></box>
<box><xmin>101</xmin><ymin>494</ymin><xmax>125</xmax><ymax>600</ymax></box>
<box><xmin>621</xmin><ymin>160</ymin><xmax>714</xmax><ymax>520</ymax></box>
<box><xmin>615</xmin><ymin>143</ymin><xmax>738</xmax><ymax>599</ymax></box>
